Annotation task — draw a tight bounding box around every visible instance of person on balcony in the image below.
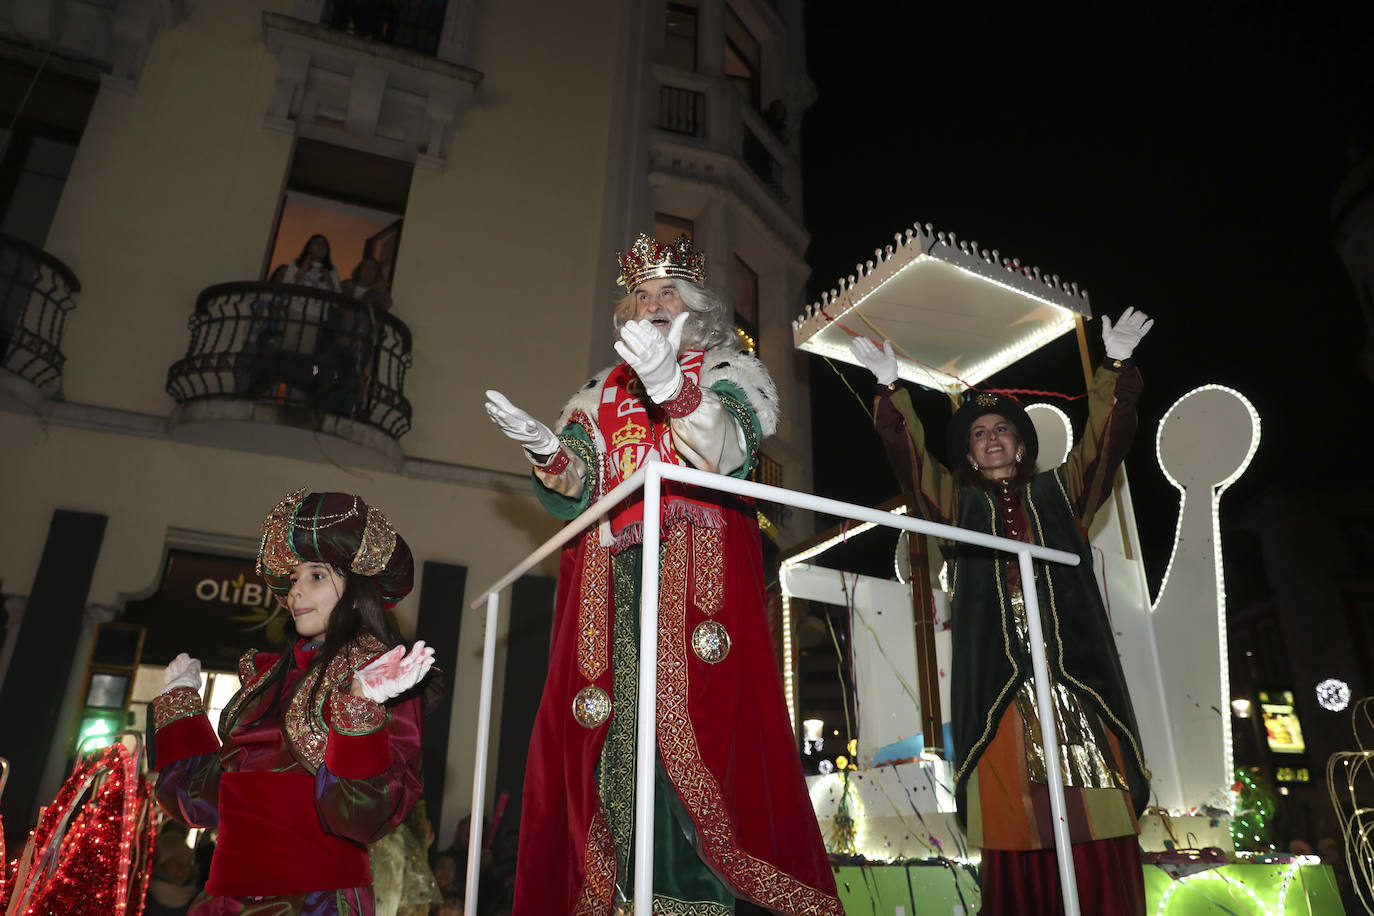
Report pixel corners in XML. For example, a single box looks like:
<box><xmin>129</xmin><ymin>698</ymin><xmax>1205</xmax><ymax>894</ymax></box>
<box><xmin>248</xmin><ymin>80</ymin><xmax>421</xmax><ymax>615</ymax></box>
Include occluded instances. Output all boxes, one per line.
<box><xmin>343</xmin><ymin>256</ymin><xmax>394</xmax><ymax>313</ymax></box>
<box><xmin>278</xmin><ymin>234</ymin><xmax>342</xmax><ymax>292</ymax></box>
<box><xmin>483</xmin><ymin>234</ymin><xmax>841</xmax><ymax>916</ymax></box>
<box><xmin>850</xmin><ymin>309</ymin><xmax>1156</xmax><ymax>916</ymax></box>
<box><xmin>151</xmin><ymin>489</ymin><xmax>436</xmax><ymax>916</ymax></box>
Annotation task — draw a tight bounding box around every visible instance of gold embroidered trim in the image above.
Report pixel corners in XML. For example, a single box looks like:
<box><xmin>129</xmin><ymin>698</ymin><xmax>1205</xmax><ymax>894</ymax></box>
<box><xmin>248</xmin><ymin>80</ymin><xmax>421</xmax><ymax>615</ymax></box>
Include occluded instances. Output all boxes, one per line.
<box><xmin>571</xmin><ymin>809</ymin><xmax>617</xmax><ymax>916</ymax></box>
<box><xmin>351</xmin><ymin>507</ymin><xmax>397</xmax><ymax>576</ymax></box>
<box><xmin>955</xmin><ymin>484</ymin><xmax>1149</xmax><ymax>788</ymax></box>
<box><xmin>652</xmin><ymin>897</ymin><xmax>732</xmax><ymax>915</ymax></box>
<box><xmin>655</xmin><ymin>521</ymin><xmax>842</xmax><ymax>916</ymax></box>
<box><xmin>953</xmin><ymin>489</ymin><xmax>1023</xmax><ymax>788</ymax></box>
<box><xmin>153</xmin><ymin>686</ymin><xmax>205</xmax><ymax>731</ymax></box>
<box><xmin>691</xmin><ymin>527</ymin><xmax>723</xmax><ymax>617</ymax></box>
<box><xmin>1006</xmin><ymin>585</ymin><xmax>1126</xmax><ymax>790</ymax></box>
<box><xmin>236</xmin><ymin>649</ymin><xmax>258</xmax><ymax>685</ymax></box>
<box><xmin>714</xmin><ymin>389</ymin><xmax>759</xmax><ymax>471</ymax></box>
<box><xmin>1029</xmin><ymin>484</ymin><xmax>1149</xmax><ymax>776</ymax></box>
<box><xmin>284</xmin><ymin>631</ymin><xmax>390</xmax><ymax>771</ymax></box>
<box><xmin>218</xmin><ymin>649</ymin><xmax>288</xmax><ymax>743</ymax></box>
<box><xmin>1053</xmin><ymin>466</ymin><xmax>1075</xmax><ymax>517</ymax></box>
<box><xmin>602</xmin><ymin>553</ymin><xmax>639</xmax><ymax>864</ymax></box>
<box><xmin>562</xmin><ymin>429</ymin><xmax>599</xmax><ymax>481</ymax></box>
<box><xmin>579</xmin><ymin>526</ymin><xmax>611</xmax><ymax>681</ymax></box>
<box><xmin>563</xmin><ymin>409</ymin><xmax>604</xmax><ymax>500</ymax></box>
<box><xmin>257</xmin><ymin>487</ymin><xmax>308</xmax><ymax>576</ymax></box>
<box><xmin>328</xmin><ymin>691</ymin><xmax>388</xmax><ymax>735</ymax></box>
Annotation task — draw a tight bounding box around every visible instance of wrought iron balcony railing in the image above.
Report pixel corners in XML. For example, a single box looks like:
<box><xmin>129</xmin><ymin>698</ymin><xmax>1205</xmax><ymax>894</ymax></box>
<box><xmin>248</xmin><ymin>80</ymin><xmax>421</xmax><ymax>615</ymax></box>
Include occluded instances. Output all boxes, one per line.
<box><xmin>166</xmin><ymin>282</ymin><xmax>413</xmax><ymax>439</ymax></box>
<box><xmin>742</xmin><ymin>127</ymin><xmax>787</xmax><ymax>203</ymax></box>
<box><xmin>0</xmin><ymin>233</ymin><xmax>81</xmax><ymax>397</ymax></box>
<box><xmin>659</xmin><ymin>85</ymin><xmax>705</xmax><ymax>137</ymax></box>
<box><xmin>320</xmin><ymin>0</ymin><xmax>447</xmax><ymax>57</ymax></box>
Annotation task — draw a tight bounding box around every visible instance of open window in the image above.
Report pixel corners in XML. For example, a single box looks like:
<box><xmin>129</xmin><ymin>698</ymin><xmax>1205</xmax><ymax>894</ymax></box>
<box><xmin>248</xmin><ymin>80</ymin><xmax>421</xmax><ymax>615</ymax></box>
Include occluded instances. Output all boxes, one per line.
<box><xmin>724</xmin><ymin>5</ymin><xmax>761</xmax><ymax>110</ymax></box>
<box><xmin>0</xmin><ymin>64</ymin><xmax>96</xmax><ymax>248</ymax></box>
<box><xmin>266</xmin><ymin>139</ymin><xmax>413</xmax><ymax>296</ymax></box>
<box><xmin>664</xmin><ymin>1</ymin><xmax>699</xmax><ymax>71</ymax></box>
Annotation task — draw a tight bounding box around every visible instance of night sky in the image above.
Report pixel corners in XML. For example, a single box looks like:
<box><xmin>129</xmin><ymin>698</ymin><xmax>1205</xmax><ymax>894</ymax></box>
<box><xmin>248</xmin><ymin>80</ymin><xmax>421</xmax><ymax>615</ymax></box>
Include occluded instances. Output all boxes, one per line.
<box><xmin>799</xmin><ymin>8</ymin><xmax>1374</xmax><ymax>587</ymax></box>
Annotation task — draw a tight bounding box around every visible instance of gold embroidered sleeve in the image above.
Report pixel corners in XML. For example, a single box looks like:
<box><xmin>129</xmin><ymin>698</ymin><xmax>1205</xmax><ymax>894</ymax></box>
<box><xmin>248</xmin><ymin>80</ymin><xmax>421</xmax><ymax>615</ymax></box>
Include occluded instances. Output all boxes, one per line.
<box><xmin>534</xmin><ymin>424</ymin><xmax>598</xmax><ymax>520</ymax></box>
<box><xmin>328</xmin><ymin>690</ymin><xmax>389</xmax><ymax>736</ymax></box>
<box><xmin>154</xmin><ymin>685</ymin><xmax>206</xmax><ymax>731</ymax></box>
<box><xmin>710</xmin><ymin>384</ymin><xmax>760</xmax><ymax>477</ymax></box>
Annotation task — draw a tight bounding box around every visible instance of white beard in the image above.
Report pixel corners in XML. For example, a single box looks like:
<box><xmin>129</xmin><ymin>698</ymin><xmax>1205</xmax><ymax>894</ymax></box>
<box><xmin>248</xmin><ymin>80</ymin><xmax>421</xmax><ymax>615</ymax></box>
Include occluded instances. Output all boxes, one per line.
<box><xmin>631</xmin><ymin>309</ymin><xmax>709</xmax><ymax>354</ymax></box>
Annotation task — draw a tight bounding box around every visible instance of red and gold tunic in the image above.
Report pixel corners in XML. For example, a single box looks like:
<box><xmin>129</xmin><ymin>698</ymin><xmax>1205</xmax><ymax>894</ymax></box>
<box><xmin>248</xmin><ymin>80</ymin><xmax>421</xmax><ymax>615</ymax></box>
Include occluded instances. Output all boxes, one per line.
<box><xmin>152</xmin><ymin>632</ymin><xmax>423</xmax><ymax>916</ymax></box>
<box><xmin>513</xmin><ymin>349</ymin><xmax>841</xmax><ymax>916</ymax></box>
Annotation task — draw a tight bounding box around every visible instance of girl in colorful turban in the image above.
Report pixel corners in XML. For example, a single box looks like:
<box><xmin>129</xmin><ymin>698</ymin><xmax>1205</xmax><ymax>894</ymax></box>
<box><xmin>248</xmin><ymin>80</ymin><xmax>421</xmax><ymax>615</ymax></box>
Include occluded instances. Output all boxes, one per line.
<box><xmin>151</xmin><ymin>489</ymin><xmax>435</xmax><ymax>916</ymax></box>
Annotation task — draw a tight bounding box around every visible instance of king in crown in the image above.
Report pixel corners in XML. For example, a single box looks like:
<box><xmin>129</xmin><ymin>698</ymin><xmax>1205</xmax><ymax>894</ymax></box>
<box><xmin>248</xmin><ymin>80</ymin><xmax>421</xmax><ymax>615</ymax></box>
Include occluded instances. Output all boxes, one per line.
<box><xmin>480</xmin><ymin>232</ymin><xmax>839</xmax><ymax>915</ymax></box>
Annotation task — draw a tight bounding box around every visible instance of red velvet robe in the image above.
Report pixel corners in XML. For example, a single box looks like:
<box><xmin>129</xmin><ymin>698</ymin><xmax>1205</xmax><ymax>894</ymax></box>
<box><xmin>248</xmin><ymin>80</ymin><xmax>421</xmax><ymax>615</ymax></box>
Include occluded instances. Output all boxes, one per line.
<box><xmin>153</xmin><ymin>633</ymin><xmax>423</xmax><ymax>915</ymax></box>
<box><xmin>512</xmin><ymin>363</ymin><xmax>840</xmax><ymax>916</ymax></box>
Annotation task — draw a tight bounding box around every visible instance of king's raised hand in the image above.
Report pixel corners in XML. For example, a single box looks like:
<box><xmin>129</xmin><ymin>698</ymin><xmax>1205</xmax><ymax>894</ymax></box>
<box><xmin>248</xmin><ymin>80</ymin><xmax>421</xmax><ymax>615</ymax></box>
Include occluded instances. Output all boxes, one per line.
<box><xmin>614</xmin><ymin>313</ymin><xmax>689</xmax><ymax>403</ymax></box>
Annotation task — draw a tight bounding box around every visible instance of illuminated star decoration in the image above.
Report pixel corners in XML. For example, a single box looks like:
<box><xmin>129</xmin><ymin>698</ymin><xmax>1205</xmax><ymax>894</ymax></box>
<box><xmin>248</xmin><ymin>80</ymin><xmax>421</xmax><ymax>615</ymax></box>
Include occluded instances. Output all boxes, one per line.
<box><xmin>1316</xmin><ymin>678</ymin><xmax>1352</xmax><ymax>713</ymax></box>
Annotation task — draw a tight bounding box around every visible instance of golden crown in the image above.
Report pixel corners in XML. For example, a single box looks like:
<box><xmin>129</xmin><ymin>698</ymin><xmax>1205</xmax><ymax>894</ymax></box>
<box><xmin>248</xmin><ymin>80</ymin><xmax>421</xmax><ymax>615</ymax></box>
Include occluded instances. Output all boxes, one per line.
<box><xmin>616</xmin><ymin>233</ymin><xmax>706</xmax><ymax>289</ymax></box>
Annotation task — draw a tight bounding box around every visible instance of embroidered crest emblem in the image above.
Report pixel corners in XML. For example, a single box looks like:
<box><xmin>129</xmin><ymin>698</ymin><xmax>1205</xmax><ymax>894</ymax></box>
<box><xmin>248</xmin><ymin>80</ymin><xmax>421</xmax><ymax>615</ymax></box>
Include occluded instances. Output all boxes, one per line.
<box><xmin>974</xmin><ymin>392</ymin><xmax>998</xmax><ymax>407</ymax></box>
<box><xmin>610</xmin><ymin>419</ymin><xmax>647</xmax><ymax>450</ymax></box>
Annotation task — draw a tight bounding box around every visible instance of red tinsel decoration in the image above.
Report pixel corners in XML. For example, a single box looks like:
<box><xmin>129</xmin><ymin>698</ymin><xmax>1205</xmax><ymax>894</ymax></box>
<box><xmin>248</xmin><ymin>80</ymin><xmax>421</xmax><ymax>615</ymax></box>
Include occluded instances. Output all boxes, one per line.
<box><xmin>8</xmin><ymin>743</ymin><xmax>154</xmax><ymax>915</ymax></box>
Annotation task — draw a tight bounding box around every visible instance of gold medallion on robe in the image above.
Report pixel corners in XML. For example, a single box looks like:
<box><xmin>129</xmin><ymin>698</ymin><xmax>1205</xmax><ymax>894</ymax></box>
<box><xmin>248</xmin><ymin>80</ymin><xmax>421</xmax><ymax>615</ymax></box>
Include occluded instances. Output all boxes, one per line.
<box><xmin>691</xmin><ymin>620</ymin><xmax>731</xmax><ymax>664</ymax></box>
<box><xmin>572</xmin><ymin>685</ymin><xmax>613</xmax><ymax>728</ymax></box>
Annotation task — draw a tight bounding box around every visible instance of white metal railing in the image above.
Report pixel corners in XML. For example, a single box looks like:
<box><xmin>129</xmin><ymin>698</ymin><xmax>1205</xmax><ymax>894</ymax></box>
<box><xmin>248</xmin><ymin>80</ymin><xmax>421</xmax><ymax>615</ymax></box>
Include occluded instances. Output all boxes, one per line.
<box><xmin>464</xmin><ymin>457</ymin><xmax>1087</xmax><ymax>916</ymax></box>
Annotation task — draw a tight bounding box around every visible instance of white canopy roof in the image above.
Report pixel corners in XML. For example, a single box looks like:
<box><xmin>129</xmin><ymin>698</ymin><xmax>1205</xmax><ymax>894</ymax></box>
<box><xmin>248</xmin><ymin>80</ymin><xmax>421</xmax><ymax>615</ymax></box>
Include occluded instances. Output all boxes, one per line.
<box><xmin>794</xmin><ymin>222</ymin><xmax>1093</xmax><ymax>393</ymax></box>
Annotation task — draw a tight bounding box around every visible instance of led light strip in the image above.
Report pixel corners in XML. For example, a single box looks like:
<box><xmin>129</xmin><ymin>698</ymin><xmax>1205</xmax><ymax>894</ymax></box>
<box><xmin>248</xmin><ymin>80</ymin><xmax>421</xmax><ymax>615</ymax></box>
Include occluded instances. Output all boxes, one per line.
<box><xmin>1152</xmin><ymin>384</ymin><xmax>1261</xmax><ymax>810</ymax></box>
<box><xmin>802</xmin><ymin>254</ymin><xmax>1081</xmax><ymax>388</ymax></box>
<box><xmin>1154</xmin><ymin>864</ymin><xmax>1300</xmax><ymax>916</ymax></box>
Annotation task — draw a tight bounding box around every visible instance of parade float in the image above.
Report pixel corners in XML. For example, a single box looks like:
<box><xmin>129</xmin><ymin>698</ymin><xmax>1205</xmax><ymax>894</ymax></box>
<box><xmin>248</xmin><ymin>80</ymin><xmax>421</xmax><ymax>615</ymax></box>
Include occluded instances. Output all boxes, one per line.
<box><xmin>789</xmin><ymin>221</ymin><xmax>1344</xmax><ymax>914</ymax></box>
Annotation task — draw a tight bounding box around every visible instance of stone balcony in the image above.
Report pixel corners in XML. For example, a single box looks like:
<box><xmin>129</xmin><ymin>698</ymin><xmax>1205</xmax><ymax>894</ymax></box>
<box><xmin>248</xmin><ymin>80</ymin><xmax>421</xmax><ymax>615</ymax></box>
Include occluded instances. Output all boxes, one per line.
<box><xmin>165</xmin><ymin>281</ymin><xmax>414</xmax><ymax>469</ymax></box>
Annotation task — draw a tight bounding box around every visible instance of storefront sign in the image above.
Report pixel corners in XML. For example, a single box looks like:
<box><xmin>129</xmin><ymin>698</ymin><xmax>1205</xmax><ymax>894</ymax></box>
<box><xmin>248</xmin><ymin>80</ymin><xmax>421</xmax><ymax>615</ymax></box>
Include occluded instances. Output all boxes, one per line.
<box><xmin>1257</xmin><ymin>688</ymin><xmax>1307</xmax><ymax>755</ymax></box>
<box><xmin>124</xmin><ymin>550</ymin><xmax>288</xmax><ymax>670</ymax></box>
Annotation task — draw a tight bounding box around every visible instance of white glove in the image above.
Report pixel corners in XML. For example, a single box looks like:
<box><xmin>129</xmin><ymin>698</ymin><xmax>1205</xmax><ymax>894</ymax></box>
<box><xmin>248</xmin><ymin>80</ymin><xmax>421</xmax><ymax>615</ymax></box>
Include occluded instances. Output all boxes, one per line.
<box><xmin>614</xmin><ymin>313</ymin><xmax>689</xmax><ymax>403</ymax></box>
<box><xmin>353</xmin><ymin>640</ymin><xmax>436</xmax><ymax>703</ymax></box>
<box><xmin>161</xmin><ymin>653</ymin><xmax>202</xmax><ymax>695</ymax></box>
<box><xmin>1101</xmin><ymin>307</ymin><xmax>1154</xmax><ymax>361</ymax></box>
<box><xmin>484</xmin><ymin>390</ymin><xmax>560</xmax><ymax>458</ymax></box>
<box><xmin>849</xmin><ymin>337</ymin><xmax>899</xmax><ymax>386</ymax></box>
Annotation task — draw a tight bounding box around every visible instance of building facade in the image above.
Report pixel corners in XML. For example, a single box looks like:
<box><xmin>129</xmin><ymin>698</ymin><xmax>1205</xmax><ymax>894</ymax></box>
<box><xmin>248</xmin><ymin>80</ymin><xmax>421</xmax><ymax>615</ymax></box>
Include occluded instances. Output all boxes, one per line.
<box><xmin>0</xmin><ymin>0</ymin><xmax>815</xmax><ymax>850</ymax></box>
